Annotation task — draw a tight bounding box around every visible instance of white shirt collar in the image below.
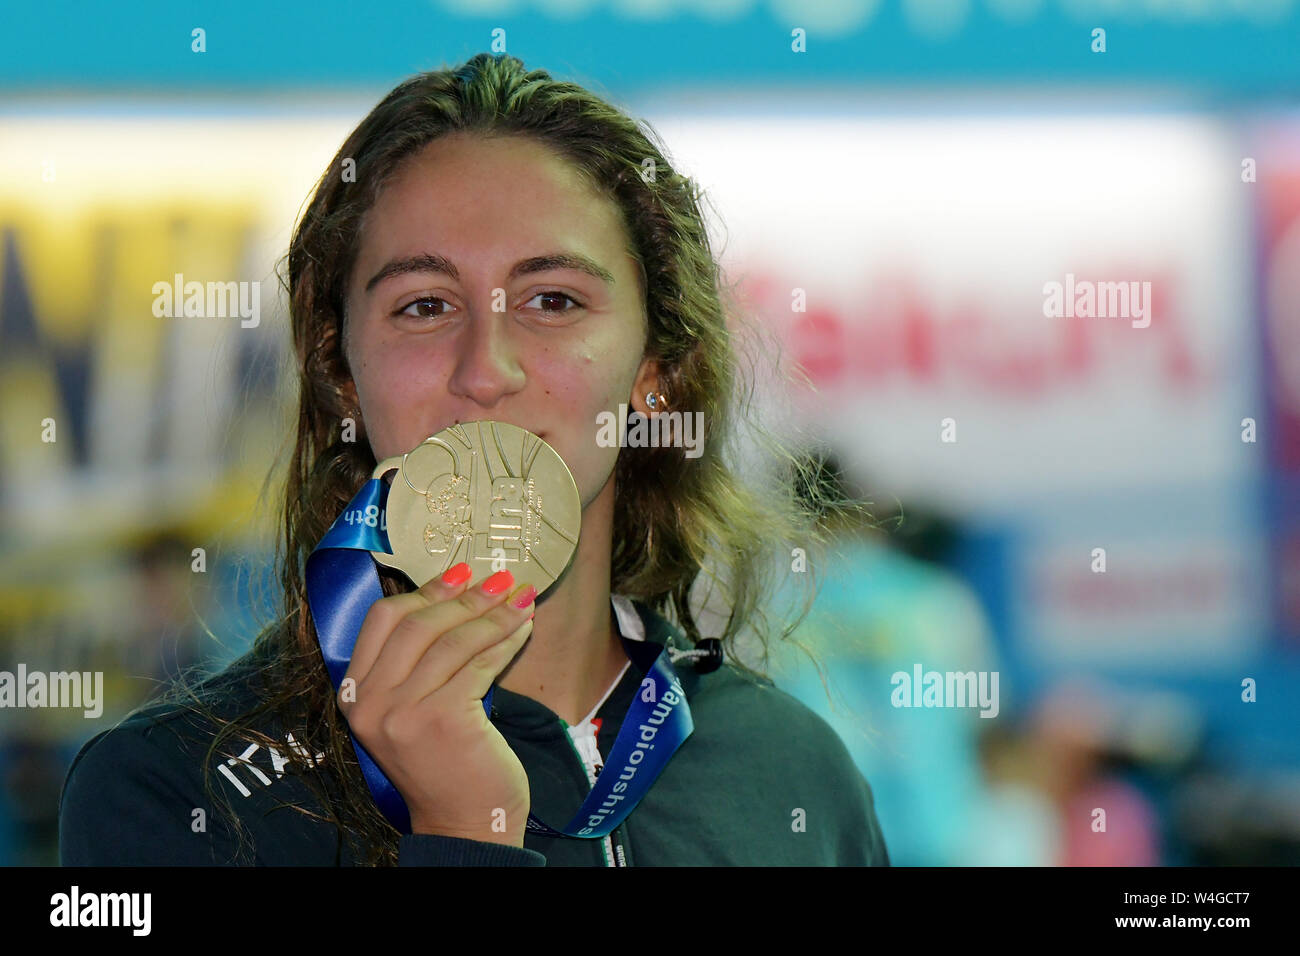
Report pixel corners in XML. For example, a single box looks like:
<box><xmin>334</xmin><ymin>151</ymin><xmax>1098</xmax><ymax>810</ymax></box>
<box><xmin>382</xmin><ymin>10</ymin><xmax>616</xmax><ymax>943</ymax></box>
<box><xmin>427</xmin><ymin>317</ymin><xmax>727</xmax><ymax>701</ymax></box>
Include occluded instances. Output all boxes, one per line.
<box><xmin>610</xmin><ymin>593</ymin><xmax>646</xmax><ymax>643</ymax></box>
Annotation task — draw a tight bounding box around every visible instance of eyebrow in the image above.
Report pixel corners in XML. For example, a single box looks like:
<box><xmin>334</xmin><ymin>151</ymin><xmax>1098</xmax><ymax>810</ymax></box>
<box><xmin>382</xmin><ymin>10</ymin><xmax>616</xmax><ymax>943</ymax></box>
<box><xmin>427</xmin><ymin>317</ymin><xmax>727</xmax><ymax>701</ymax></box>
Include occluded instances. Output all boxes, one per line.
<box><xmin>364</xmin><ymin>252</ymin><xmax>616</xmax><ymax>293</ymax></box>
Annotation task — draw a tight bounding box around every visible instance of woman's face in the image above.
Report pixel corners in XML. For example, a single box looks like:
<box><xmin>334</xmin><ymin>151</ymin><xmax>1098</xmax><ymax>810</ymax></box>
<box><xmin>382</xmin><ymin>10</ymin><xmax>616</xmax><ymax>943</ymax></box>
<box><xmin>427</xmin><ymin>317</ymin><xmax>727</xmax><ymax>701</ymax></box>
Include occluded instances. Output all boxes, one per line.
<box><xmin>341</xmin><ymin>132</ymin><xmax>655</xmax><ymax>510</ymax></box>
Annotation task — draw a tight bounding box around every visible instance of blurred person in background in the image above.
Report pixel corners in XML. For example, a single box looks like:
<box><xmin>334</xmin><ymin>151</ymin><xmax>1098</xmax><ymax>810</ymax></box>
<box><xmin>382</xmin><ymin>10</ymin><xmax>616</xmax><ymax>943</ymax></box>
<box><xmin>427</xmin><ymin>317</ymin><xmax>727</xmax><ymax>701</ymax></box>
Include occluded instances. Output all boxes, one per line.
<box><xmin>0</xmin><ymin>531</ymin><xmax>215</xmax><ymax>865</ymax></box>
<box><xmin>0</xmin><ymin>734</ymin><xmax>64</xmax><ymax>865</ymax></box>
<box><xmin>126</xmin><ymin>533</ymin><xmax>206</xmax><ymax>697</ymax></box>
<box><xmin>958</xmin><ymin>721</ymin><xmax>1060</xmax><ymax>866</ymax></box>
<box><xmin>1030</xmin><ymin>684</ymin><xmax>1161</xmax><ymax>866</ymax></box>
<box><xmin>769</xmin><ymin>450</ymin><xmax>1010</xmax><ymax>865</ymax></box>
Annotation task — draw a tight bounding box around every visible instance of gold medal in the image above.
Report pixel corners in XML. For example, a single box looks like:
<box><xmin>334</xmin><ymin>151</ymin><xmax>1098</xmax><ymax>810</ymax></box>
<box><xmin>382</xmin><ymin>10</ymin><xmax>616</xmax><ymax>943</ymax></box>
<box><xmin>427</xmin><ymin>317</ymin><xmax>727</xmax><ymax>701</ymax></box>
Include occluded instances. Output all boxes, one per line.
<box><xmin>370</xmin><ymin>421</ymin><xmax>581</xmax><ymax>592</ymax></box>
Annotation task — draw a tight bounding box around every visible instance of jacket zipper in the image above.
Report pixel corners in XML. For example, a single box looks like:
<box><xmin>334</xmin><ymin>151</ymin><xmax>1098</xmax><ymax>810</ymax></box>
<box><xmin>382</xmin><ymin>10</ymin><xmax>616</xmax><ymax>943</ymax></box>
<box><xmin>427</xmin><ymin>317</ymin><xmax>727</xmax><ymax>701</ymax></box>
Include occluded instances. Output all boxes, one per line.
<box><xmin>559</xmin><ymin>718</ymin><xmax>626</xmax><ymax>867</ymax></box>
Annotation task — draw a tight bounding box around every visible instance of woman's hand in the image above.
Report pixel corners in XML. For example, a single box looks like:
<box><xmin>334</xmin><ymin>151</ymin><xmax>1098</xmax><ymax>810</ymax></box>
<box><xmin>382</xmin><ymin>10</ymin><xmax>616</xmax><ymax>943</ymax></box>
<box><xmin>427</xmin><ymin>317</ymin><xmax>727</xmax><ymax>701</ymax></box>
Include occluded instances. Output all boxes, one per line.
<box><xmin>339</xmin><ymin>564</ymin><xmax>537</xmax><ymax>847</ymax></box>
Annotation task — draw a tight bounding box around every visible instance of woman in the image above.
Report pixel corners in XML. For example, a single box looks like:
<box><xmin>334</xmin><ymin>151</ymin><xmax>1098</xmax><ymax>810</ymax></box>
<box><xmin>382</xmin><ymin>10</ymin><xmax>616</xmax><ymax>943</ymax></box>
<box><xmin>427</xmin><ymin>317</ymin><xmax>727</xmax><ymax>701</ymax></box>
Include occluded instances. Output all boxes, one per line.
<box><xmin>58</xmin><ymin>53</ymin><xmax>890</xmax><ymax>866</ymax></box>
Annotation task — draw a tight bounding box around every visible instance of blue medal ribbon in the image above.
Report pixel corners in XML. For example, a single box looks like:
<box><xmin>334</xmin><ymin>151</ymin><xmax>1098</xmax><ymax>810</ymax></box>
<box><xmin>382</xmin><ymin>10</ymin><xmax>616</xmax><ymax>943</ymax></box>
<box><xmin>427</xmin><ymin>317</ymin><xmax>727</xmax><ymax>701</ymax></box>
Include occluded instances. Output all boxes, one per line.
<box><xmin>305</xmin><ymin>478</ymin><xmax>693</xmax><ymax>839</ymax></box>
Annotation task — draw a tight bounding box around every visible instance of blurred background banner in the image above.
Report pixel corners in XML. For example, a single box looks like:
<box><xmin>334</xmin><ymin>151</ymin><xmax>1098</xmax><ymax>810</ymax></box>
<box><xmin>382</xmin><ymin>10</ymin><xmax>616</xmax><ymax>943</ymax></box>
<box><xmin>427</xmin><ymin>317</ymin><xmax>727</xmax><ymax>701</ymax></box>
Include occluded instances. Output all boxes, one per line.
<box><xmin>1</xmin><ymin>0</ymin><xmax>1297</xmax><ymax>865</ymax></box>
<box><xmin>2</xmin><ymin>0</ymin><xmax>1298</xmax><ymax>94</ymax></box>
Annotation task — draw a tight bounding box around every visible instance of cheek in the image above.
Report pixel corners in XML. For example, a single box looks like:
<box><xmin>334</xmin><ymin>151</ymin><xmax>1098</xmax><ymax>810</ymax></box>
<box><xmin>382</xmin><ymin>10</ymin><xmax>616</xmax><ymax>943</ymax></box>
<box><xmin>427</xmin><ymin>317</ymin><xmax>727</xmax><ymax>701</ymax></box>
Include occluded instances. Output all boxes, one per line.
<box><xmin>542</xmin><ymin>340</ymin><xmax>635</xmax><ymax>407</ymax></box>
<box><xmin>532</xmin><ymin>348</ymin><xmax>634</xmax><ymax>497</ymax></box>
<box><xmin>556</xmin><ymin>351</ymin><xmax>642</xmax><ymax>502</ymax></box>
<box><xmin>551</xmin><ymin>364</ymin><xmax>633</xmax><ymax>451</ymax></box>
<box><xmin>349</xmin><ymin>337</ymin><xmax>444</xmax><ymax>457</ymax></box>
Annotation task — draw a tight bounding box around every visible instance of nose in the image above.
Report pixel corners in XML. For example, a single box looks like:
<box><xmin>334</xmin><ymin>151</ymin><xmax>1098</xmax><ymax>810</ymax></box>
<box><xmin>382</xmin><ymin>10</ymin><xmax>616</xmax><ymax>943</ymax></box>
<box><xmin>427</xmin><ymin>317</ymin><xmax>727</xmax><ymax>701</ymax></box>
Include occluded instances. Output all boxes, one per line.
<box><xmin>446</xmin><ymin>308</ymin><xmax>526</xmax><ymax>409</ymax></box>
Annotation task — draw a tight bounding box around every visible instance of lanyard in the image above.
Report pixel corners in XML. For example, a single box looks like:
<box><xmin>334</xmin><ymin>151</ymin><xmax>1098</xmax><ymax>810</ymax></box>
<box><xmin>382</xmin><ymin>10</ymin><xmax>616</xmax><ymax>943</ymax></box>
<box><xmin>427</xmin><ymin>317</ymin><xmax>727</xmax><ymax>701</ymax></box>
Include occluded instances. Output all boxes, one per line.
<box><xmin>305</xmin><ymin>477</ymin><xmax>693</xmax><ymax>839</ymax></box>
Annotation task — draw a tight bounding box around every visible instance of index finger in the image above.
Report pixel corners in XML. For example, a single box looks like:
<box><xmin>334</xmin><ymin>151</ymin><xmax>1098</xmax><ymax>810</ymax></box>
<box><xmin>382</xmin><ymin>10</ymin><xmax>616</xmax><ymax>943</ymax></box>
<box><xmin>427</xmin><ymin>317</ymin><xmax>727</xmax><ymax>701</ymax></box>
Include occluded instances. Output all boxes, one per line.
<box><xmin>345</xmin><ymin>561</ymin><xmax>475</xmax><ymax>685</ymax></box>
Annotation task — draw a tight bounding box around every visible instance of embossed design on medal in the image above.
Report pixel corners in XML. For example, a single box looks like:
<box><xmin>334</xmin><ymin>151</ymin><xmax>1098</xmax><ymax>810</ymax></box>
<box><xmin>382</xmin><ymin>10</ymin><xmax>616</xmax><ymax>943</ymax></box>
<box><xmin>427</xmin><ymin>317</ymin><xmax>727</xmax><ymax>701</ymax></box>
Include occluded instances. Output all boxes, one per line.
<box><xmin>421</xmin><ymin>471</ymin><xmax>472</xmax><ymax>557</ymax></box>
<box><xmin>370</xmin><ymin>421</ymin><xmax>582</xmax><ymax>592</ymax></box>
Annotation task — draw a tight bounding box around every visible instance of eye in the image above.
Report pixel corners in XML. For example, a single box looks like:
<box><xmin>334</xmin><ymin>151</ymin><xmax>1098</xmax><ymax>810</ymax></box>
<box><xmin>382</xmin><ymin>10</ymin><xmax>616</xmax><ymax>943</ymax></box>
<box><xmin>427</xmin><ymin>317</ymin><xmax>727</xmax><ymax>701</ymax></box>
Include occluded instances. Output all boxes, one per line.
<box><xmin>523</xmin><ymin>291</ymin><xmax>584</xmax><ymax>316</ymax></box>
<box><xmin>395</xmin><ymin>297</ymin><xmax>454</xmax><ymax>322</ymax></box>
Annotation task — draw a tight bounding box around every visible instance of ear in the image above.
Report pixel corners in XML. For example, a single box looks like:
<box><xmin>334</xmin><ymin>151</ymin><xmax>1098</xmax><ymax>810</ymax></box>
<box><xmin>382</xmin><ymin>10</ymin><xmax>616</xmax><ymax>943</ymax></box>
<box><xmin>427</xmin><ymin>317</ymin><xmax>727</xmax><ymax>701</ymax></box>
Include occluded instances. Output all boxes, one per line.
<box><xmin>629</xmin><ymin>357</ymin><xmax>663</xmax><ymax>416</ymax></box>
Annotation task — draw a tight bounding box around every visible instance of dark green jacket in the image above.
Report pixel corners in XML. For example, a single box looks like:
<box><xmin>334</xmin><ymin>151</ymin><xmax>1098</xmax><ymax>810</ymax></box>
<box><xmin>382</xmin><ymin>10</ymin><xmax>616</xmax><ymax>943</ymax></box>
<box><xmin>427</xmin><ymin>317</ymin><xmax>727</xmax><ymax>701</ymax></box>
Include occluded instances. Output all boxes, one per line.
<box><xmin>58</xmin><ymin>600</ymin><xmax>889</xmax><ymax>866</ymax></box>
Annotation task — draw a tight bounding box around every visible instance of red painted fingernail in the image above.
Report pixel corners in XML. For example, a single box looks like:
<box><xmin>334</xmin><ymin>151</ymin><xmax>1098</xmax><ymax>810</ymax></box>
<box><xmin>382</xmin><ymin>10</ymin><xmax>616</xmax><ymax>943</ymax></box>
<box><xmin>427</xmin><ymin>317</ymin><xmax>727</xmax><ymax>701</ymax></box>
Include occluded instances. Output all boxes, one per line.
<box><xmin>441</xmin><ymin>563</ymin><xmax>472</xmax><ymax>586</ymax></box>
<box><xmin>481</xmin><ymin>570</ymin><xmax>514</xmax><ymax>594</ymax></box>
<box><xmin>511</xmin><ymin>585</ymin><xmax>537</xmax><ymax>609</ymax></box>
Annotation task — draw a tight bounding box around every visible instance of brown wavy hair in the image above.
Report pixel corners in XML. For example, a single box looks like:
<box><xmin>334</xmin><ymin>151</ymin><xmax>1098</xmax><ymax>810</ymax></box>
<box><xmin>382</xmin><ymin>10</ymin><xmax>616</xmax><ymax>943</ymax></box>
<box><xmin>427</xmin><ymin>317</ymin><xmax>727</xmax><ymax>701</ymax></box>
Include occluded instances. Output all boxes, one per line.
<box><xmin>166</xmin><ymin>52</ymin><xmax>863</xmax><ymax>866</ymax></box>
